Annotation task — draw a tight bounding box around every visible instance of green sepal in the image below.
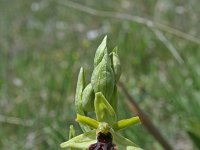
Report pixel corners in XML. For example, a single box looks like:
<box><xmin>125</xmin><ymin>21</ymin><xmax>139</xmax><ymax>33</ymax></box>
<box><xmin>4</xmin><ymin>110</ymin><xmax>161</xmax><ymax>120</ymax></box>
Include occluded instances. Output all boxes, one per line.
<box><xmin>60</xmin><ymin>130</ymin><xmax>96</xmax><ymax>149</ymax></box>
<box><xmin>76</xmin><ymin>114</ymin><xmax>99</xmax><ymax>129</ymax></box>
<box><xmin>94</xmin><ymin>35</ymin><xmax>107</xmax><ymax>67</ymax></box>
<box><xmin>110</xmin><ymin>129</ymin><xmax>143</xmax><ymax>150</ymax></box>
<box><xmin>112</xmin><ymin>116</ymin><xmax>140</xmax><ymax>131</ymax></box>
<box><xmin>94</xmin><ymin>92</ymin><xmax>117</xmax><ymax>124</ymax></box>
<box><xmin>82</xmin><ymin>83</ymin><xmax>95</xmax><ymax>112</ymax></box>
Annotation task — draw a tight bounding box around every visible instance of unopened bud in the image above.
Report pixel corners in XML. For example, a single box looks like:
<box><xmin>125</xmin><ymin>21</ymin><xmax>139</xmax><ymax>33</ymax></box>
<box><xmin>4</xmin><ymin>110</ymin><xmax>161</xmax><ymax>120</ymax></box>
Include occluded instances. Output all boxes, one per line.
<box><xmin>91</xmin><ymin>53</ymin><xmax>115</xmax><ymax>102</ymax></box>
<box><xmin>94</xmin><ymin>36</ymin><xmax>107</xmax><ymax>67</ymax></box>
<box><xmin>82</xmin><ymin>83</ymin><xmax>95</xmax><ymax>112</ymax></box>
<box><xmin>111</xmin><ymin>47</ymin><xmax>121</xmax><ymax>82</ymax></box>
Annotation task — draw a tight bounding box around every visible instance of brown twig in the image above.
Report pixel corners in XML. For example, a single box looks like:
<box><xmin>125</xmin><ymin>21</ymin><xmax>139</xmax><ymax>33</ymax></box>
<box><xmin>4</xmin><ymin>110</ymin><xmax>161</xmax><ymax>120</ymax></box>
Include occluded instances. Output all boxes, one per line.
<box><xmin>118</xmin><ymin>81</ymin><xmax>173</xmax><ymax>150</ymax></box>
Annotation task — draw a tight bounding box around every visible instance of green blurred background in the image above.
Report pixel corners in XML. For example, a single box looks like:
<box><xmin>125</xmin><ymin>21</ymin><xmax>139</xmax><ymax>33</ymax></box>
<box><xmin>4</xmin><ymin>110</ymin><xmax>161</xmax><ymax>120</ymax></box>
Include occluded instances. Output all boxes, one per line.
<box><xmin>1</xmin><ymin>0</ymin><xmax>200</xmax><ymax>149</ymax></box>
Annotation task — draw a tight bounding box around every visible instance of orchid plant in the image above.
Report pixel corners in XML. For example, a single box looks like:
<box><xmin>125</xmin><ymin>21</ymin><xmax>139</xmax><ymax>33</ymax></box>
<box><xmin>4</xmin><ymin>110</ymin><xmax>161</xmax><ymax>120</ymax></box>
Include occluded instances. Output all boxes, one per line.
<box><xmin>60</xmin><ymin>36</ymin><xmax>143</xmax><ymax>150</ymax></box>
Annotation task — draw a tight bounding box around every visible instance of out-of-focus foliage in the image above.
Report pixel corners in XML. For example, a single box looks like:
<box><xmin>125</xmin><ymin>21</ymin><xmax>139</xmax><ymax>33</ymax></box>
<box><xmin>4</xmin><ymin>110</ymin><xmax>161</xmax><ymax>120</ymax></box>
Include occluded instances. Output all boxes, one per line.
<box><xmin>187</xmin><ymin>121</ymin><xmax>200</xmax><ymax>149</ymax></box>
<box><xmin>0</xmin><ymin>0</ymin><xmax>200</xmax><ymax>150</ymax></box>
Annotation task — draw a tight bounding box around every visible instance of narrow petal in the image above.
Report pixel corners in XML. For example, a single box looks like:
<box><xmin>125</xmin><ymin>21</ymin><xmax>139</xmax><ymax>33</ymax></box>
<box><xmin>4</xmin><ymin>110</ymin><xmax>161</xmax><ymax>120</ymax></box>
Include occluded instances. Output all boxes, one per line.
<box><xmin>110</xmin><ymin>129</ymin><xmax>143</xmax><ymax>150</ymax></box>
<box><xmin>112</xmin><ymin>116</ymin><xmax>140</xmax><ymax>131</ymax></box>
<box><xmin>76</xmin><ymin>114</ymin><xmax>99</xmax><ymax>129</ymax></box>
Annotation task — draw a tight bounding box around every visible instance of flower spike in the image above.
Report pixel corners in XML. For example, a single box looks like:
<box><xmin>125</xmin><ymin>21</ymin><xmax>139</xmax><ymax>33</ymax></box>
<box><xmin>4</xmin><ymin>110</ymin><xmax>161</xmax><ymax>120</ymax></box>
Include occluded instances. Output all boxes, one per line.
<box><xmin>60</xmin><ymin>36</ymin><xmax>143</xmax><ymax>150</ymax></box>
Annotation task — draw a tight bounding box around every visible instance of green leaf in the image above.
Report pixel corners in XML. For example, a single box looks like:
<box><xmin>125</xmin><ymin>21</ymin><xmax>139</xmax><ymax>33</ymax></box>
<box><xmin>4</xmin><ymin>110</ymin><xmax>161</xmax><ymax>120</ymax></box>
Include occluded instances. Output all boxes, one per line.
<box><xmin>94</xmin><ymin>35</ymin><xmax>107</xmax><ymax>67</ymax></box>
<box><xmin>112</xmin><ymin>116</ymin><xmax>140</xmax><ymax>131</ymax></box>
<box><xmin>187</xmin><ymin>120</ymin><xmax>200</xmax><ymax>149</ymax></box>
<box><xmin>187</xmin><ymin>130</ymin><xmax>200</xmax><ymax>149</ymax></box>
<box><xmin>60</xmin><ymin>130</ymin><xmax>96</xmax><ymax>149</ymax></box>
<box><xmin>94</xmin><ymin>92</ymin><xmax>117</xmax><ymax>124</ymax></box>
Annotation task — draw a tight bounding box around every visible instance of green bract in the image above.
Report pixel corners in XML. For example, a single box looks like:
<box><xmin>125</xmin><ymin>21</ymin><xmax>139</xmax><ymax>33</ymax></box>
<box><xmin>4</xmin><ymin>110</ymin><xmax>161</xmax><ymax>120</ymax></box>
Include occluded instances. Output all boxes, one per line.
<box><xmin>61</xmin><ymin>36</ymin><xmax>143</xmax><ymax>150</ymax></box>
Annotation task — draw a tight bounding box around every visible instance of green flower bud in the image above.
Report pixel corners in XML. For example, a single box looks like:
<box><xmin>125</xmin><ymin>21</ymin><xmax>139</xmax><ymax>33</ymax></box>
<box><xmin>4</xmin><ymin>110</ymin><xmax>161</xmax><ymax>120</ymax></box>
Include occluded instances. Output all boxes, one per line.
<box><xmin>111</xmin><ymin>47</ymin><xmax>121</xmax><ymax>82</ymax></box>
<box><xmin>94</xmin><ymin>36</ymin><xmax>107</xmax><ymax>67</ymax></box>
<box><xmin>74</xmin><ymin>67</ymin><xmax>91</xmax><ymax>132</ymax></box>
<box><xmin>91</xmin><ymin>53</ymin><xmax>115</xmax><ymax>102</ymax></box>
<box><xmin>82</xmin><ymin>83</ymin><xmax>95</xmax><ymax>112</ymax></box>
<box><xmin>61</xmin><ymin>36</ymin><xmax>142</xmax><ymax>150</ymax></box>
<box><xmin>75</xmin><ymin>67</ymin><xmax>86</xmax><ymax>115</ymax></box>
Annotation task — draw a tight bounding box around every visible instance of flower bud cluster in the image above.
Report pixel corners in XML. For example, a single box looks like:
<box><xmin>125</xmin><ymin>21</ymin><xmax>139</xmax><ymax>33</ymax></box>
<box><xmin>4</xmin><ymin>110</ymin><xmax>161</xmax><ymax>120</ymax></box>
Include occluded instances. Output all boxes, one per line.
<box><xmin>61</xmin><ymin>36</ymin><xmax>142</xmax><ymax>150</ymax></box>
<box><xmin>75</xmin><ymin>36</ymin><xmax>121</xmax><ymax>118</ymax></box>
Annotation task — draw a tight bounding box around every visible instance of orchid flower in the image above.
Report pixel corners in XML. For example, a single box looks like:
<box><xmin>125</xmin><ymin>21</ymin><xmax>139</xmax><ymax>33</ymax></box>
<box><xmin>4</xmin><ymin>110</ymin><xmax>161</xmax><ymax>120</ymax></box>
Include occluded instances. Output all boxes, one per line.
<box><xmin>60</xmin><ymin>36</ymin><xmax>143</xmax><ymax>149</ymax></box>
<box><xmin>60</xmin><ymin>92</ymin><xmax>142</xmax><ymax>150</ymax></box>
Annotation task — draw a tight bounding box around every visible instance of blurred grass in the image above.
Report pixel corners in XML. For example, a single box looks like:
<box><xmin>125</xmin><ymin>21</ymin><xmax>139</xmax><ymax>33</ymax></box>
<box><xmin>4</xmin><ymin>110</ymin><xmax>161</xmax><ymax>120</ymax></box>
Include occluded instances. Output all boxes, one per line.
<box><xmin>0</xmin><ymin>0</ymin><xmax>200</xmax><ymax>149</ymax></box>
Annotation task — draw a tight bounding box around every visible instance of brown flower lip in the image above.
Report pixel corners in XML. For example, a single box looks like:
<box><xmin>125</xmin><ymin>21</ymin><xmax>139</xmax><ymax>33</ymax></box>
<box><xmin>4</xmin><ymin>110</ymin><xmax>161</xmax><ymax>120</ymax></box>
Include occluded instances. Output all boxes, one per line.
<box><xmin>89</xmin><ymin>132</ymin><xmax>117</xmax><ymax>150</ymax></box>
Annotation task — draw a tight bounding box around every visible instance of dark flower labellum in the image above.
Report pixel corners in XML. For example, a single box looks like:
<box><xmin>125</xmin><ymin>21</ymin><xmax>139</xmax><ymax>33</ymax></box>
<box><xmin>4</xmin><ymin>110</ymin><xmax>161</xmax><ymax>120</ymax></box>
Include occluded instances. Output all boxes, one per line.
<box><xmin>89</xmin><ymin>132</ymin><xmax>117</xmax><ymax>150</ymax></box>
